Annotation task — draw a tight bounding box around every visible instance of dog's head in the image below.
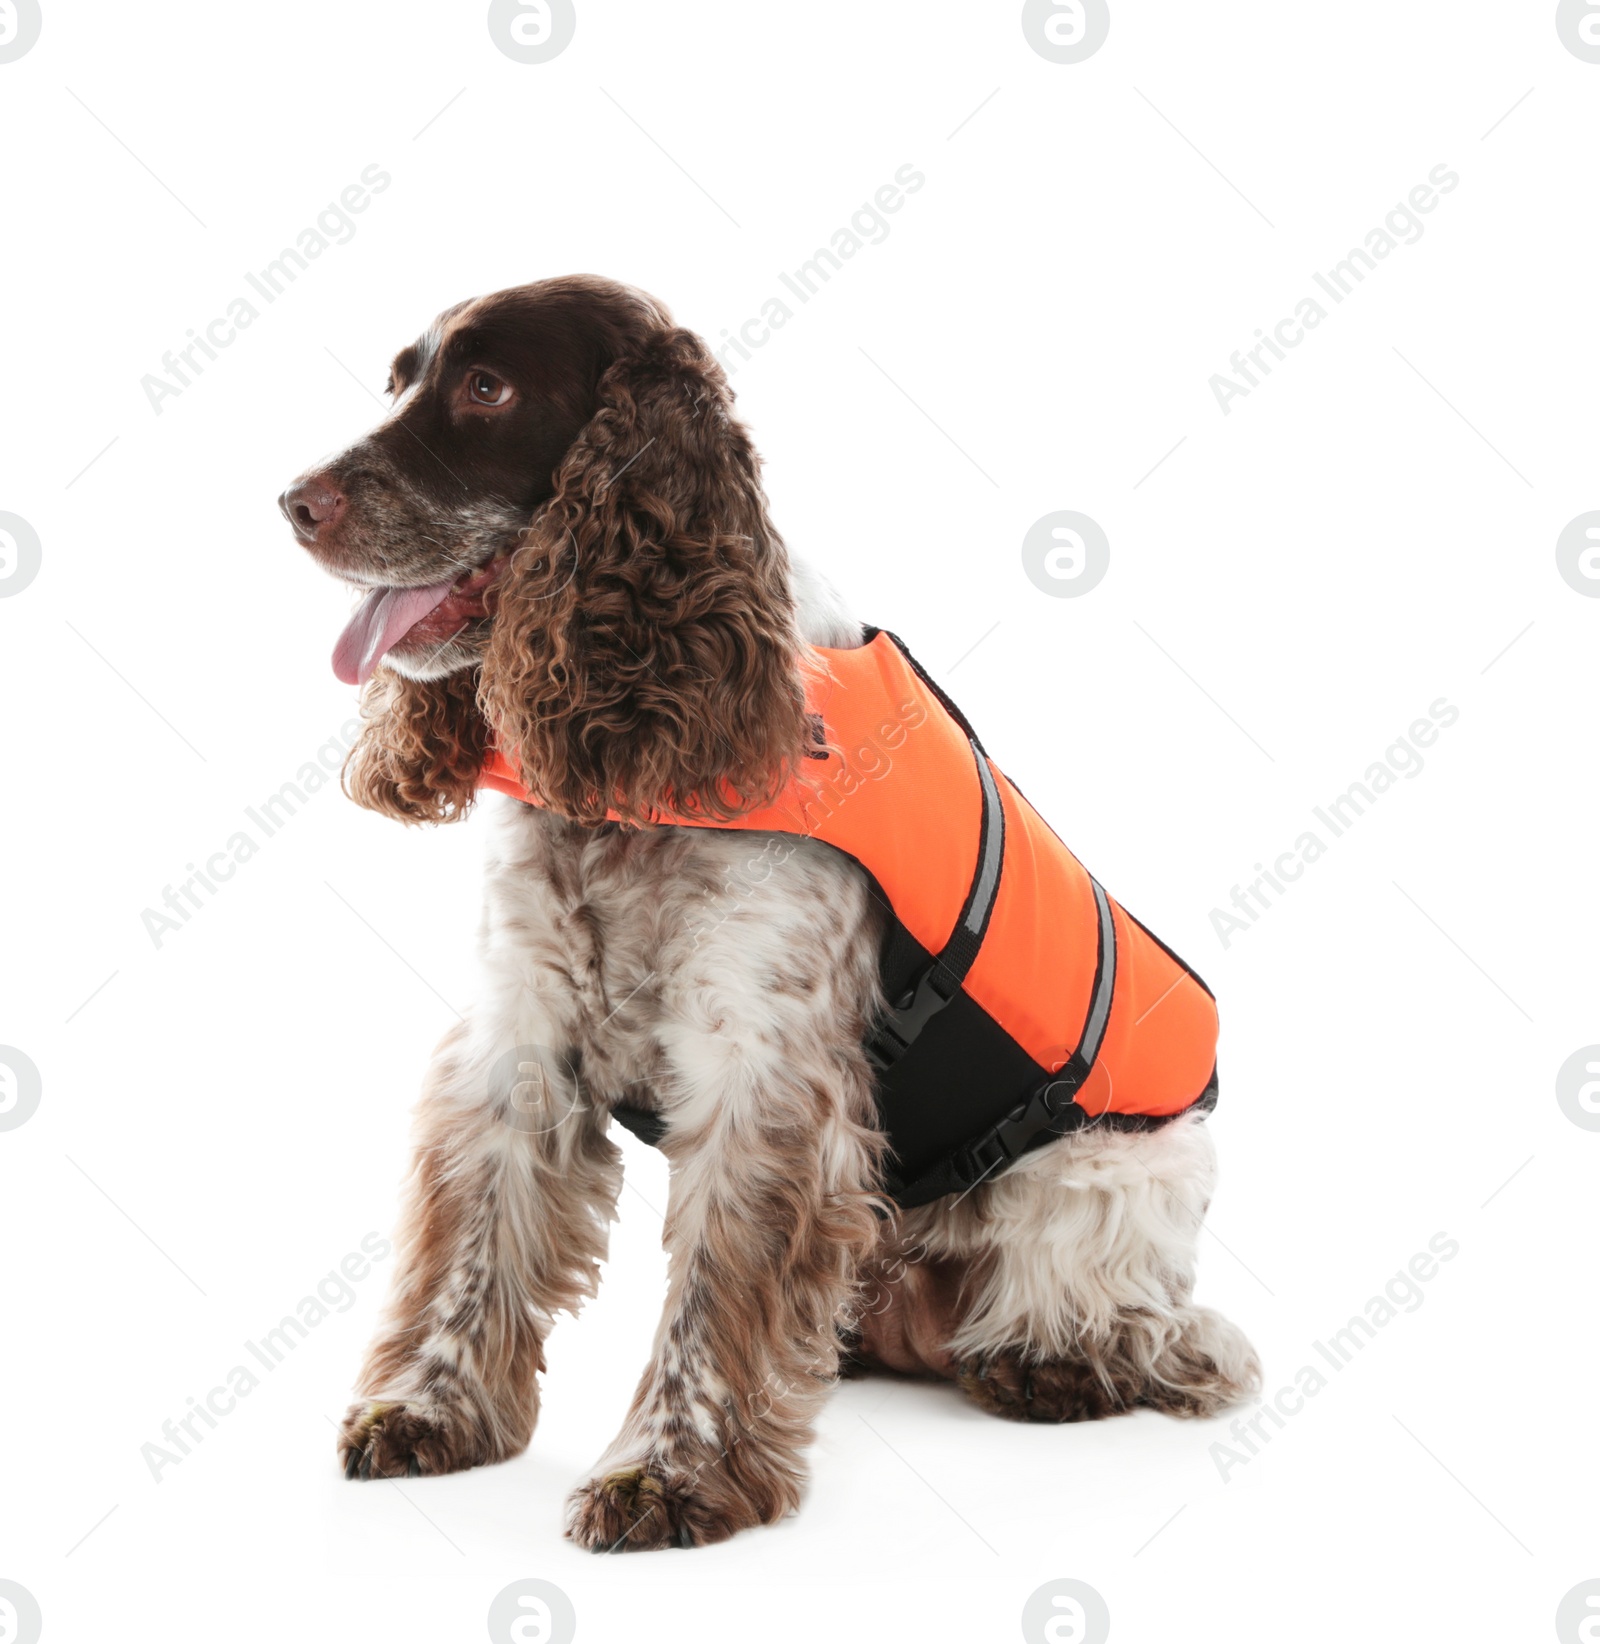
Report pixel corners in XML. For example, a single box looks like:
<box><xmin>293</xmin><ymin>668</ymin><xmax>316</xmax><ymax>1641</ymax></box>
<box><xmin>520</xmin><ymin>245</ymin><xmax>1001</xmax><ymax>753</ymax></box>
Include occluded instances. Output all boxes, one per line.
<box><xmin>280</xmin><ymin>275</ymin><xmax>808</xmax><ymax>826</ymax></box>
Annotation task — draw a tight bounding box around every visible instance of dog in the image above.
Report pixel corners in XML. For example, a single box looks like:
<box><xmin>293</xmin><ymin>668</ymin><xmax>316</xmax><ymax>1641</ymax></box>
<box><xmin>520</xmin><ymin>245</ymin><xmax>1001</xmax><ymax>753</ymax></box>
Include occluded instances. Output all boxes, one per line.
<box><xmin>279</xmin><ymin>274</ymin><xmax>1260</xmax><ymax>1550</ymax></box>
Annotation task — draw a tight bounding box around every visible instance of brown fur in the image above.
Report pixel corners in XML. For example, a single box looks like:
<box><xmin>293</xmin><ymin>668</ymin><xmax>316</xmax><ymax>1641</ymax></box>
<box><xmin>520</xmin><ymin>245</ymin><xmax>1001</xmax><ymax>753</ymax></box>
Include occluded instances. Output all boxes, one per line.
<box><xmin>483</xmin><ymin>327</ymin><xmax>811</xmax><ymax>826</ymax></box>
<box><xmin>343</xmin><ymin>666</ymin><xmax>489</xmax><ymax>824</ymax></box>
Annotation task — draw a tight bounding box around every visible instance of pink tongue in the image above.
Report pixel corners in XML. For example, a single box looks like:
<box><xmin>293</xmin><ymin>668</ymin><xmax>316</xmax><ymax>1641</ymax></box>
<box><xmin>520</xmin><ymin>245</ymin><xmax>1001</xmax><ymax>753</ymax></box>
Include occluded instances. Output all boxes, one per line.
<box><xmin>332</xmin><ymin>580</ymin><xmax>458</xmax><ymax>685</ymax></box>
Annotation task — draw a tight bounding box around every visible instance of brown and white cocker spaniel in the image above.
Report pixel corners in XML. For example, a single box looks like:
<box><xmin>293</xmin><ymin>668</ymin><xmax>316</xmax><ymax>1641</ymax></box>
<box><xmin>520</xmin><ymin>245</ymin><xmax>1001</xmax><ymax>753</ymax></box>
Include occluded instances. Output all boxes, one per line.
<box><xmin>279</xmin><ymin>275</ymin><xmax>1259</xmax><ymax>1551</ymax></box>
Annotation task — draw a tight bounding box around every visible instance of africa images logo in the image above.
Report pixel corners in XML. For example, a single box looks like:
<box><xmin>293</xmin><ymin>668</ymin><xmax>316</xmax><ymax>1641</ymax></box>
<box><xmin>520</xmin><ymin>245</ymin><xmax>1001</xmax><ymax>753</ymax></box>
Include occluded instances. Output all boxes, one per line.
<box><xmin>0</xmin><ymin>1</ymin><xmax>43</xmax><ymax>64</ymax></box>
<box><xmin>0</xmin><ymin>1047</ymin><xmax>42</xmax><ymax>1132</ymax></box>
<box><xmin>487</xmin><ymin>0</ymin><xmax>577</xmax><ymax>62</ymax></box>
<box><xmin>0</xmin><ymin>512</ymin><xmax>42</xmax><ymax>597</ymax></box>
<box><xmin>0</xmin><ymin>1581</ymin><xmax>43</xmax><ymax>1644</ymax></box>
<box><xmin>1556</xmin><ymin>0</ymin><xmax>1600</xmax><ymax>62</ymax></box>
<box><xmin>1022</xmin><ymin>512</ymin><xmax>1111</xmax><ymax>599</ymax></box>
<box><xmin>1021</xmin><ymin>0</ymin><xmax>1111</xmax><ymax>63</ymax></box>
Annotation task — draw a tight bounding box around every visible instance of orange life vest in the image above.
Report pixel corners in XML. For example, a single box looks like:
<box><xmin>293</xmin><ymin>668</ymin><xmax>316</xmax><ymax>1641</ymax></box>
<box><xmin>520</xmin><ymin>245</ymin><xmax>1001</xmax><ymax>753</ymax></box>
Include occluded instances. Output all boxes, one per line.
<box><xmin>480</xmin><ymin>629</ymin><xmax>1219</xmax><ymax>1205</ymax></box>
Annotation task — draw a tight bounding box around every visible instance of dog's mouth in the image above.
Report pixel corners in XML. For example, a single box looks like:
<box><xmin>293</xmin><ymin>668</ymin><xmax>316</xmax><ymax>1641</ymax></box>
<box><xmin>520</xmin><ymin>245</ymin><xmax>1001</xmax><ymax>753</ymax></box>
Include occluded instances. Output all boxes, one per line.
<box><xmin>332</xmin><ymin>558</ymin><xmax>506</xmax><ymax>685</ymax></box>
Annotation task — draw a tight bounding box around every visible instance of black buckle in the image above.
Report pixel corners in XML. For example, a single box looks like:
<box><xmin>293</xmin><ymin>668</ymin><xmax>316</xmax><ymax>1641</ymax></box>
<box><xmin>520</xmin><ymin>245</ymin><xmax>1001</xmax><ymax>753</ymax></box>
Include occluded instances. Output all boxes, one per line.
<box><xmin>959</xmin><ymin>1132</ymin><xmax>1011</xmax><ymax>1184</ymax></box>
<box><xmin>1039</xmin><ymin>1069</ymin><xmax>1090</xmax><ymax>1120</ymax></box>
<box><xmin>951</xmin><ymin>1068</ymin><xmax>1090</xmax><ymax>1188</ymax></box>
<box><xmin>864</xmin><ymin>964</ymin><xmax>955</xmax><ymax>1071</ymax></box>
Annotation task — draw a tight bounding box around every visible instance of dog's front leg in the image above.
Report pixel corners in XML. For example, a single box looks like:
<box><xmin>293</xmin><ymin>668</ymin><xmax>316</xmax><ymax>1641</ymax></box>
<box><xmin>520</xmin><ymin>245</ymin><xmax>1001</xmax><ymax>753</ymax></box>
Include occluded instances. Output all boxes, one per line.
<box><xmin>338</xmin><ymin>1017</ymin><xmax>621</xmax><ymax>1480</ymax></box>
<box><xmin>565</xmin><ymin>1042</ymin><xmax>883</xmax><ymax>1550</ymax></box>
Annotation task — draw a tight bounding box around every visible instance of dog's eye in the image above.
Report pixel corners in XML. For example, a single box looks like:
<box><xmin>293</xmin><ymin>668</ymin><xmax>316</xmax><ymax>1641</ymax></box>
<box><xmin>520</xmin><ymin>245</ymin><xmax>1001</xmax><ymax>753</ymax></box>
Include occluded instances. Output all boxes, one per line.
<box><xmin>466</xmin><ymin>371</ymin><xmax>512</xmax><ymax>407</ymax></box>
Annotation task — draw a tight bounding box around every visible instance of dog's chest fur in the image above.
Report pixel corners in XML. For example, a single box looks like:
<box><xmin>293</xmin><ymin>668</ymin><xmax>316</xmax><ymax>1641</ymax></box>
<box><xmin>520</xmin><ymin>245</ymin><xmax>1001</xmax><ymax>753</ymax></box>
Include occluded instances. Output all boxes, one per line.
<box><xmin>476</xmin><ymin>797</ymin><xmax>882</xmax><ymax>1115</ymax></box>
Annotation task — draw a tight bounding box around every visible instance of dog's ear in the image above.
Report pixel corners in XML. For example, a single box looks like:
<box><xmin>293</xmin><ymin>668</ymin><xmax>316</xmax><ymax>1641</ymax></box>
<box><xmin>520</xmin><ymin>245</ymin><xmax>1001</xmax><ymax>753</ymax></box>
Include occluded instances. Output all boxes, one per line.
<box><xmin>343</xmin><ymin>667</ymin><xmax>489</xmax><ymax>824</ymax></box>
<box><xmin>481</xmin><ymin>327</ymin><xmax>810</xmax><ymax>825</ymax></box>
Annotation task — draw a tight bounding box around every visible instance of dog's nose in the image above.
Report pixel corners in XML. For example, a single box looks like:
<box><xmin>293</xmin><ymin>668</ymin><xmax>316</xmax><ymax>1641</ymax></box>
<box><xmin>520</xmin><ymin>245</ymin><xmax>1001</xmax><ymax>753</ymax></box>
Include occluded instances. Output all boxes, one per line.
<box><xmin>280</xmin><ymin>474</ymin><xmax>346</xmax><ymax>543</ymax></box>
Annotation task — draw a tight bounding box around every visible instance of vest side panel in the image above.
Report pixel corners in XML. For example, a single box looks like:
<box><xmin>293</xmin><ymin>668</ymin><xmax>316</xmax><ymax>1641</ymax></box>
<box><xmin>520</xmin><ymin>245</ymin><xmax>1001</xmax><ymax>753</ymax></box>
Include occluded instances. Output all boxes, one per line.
<box><xmin>961</xmin><ymin>771</ymin><xmax>1099</xmax><ymax>1074</ymax></box>
<box><xmin>1086</xmin><ymin>900</ymin><xmax>1220</xmax><ymax>1117</ymax></box>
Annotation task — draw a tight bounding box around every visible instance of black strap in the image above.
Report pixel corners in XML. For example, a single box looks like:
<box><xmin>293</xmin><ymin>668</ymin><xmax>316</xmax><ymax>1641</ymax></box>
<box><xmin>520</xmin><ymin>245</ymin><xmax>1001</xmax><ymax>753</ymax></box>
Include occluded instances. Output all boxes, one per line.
<box><xmin>892</xmin><ymin>875</ymin><xmax>1120</xmax><ymax>1207</ymax></box>
<box><xmin>863</xmin><ymin>739</ymin><xmax>1005</xmax><ymax>1071</ymax></box>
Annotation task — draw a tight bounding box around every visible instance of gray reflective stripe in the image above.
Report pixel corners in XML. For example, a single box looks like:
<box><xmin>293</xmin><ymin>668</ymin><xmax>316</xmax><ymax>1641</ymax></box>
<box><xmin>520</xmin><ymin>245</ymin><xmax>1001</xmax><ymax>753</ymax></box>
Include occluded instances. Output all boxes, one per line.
<box><xmin>1077</xmin><ymin>879</ymin><xmax>1117</xmax><ymax>1066</ymax></box>
<box><xmin>964</xmin><ymin>746</ymin><xmax>1005</xmax><ymax>936</ymax></box>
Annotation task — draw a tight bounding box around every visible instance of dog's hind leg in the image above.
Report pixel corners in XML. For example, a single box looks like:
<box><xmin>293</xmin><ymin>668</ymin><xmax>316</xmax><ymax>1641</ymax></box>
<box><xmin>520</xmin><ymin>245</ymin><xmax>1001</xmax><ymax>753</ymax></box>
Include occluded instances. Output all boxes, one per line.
<box><xmin>337</xmin><ymin>1016</ymin><xmax>622</xmax><ymax>1481</ymax></box>
<box><xmin>902</xmin><ymin>1112</ymin><xmax>1260</xmax><ymax>1424</ymax></box>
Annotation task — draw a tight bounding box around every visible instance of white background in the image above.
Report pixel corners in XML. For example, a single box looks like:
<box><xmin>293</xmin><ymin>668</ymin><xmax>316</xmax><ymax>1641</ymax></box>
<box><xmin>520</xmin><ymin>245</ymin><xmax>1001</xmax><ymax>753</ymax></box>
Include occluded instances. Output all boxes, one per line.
<box><xmin>2</xmin><ymin>2</ymin><xmax>1597</xmax><ymax>1640</ymax></box>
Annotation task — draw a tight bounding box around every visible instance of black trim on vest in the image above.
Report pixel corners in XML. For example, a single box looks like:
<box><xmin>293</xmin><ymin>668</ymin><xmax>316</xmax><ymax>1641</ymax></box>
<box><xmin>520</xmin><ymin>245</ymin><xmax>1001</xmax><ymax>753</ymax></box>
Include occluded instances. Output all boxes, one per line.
<box><xmin>863</xmin><ymin>738</ymin><xmax>1005</xmax><ymax>1071</ymax></box>
<box><xmin>876</xmin><ymin>629</ymin><xmax>988</xmax><ymax>755</ymax></box>
<box><xmin>1119</xmin><ymin>903</ymin><xmax>1215</xmax><ymax>1002</ymax></box>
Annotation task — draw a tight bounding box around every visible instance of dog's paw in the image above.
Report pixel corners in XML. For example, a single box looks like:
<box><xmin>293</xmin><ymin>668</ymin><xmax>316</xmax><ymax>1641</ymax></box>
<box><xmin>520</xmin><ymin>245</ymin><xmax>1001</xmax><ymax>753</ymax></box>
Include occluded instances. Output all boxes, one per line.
<box><xmin>565</xmin><ymin>1464</ymin><xmax>705</xmax><ymax>1552</ymax></box>
<box><xmin>1144</xmin><ymin>1305</ymin><xmax>1262</xmax><ymax>1419</ymax></box>
<box><xmin>956</xmin><ymin>1350</ymin><xmax>1134</xmax><ymax>1424</ymax></box>
<box><xmin>337</xmin><ymin>1398</ymin><xmax>491</xmax><ymax>1480</ymax></box>
<box><xmin>564</xmin><ymin>1453</ymin><xmax>795</xmax><ymax>1551</ymax></box>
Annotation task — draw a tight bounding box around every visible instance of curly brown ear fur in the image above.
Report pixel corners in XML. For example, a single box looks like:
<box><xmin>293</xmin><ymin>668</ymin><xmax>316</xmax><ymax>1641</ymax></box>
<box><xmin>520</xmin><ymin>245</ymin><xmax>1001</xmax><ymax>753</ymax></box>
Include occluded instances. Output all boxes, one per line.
<box><xmin>482</xmin><ymin>327</ymin><xmax>809</xmax><ymax>826</ymax></box>
<box><xmin>343</xmin><ymin>667</ymin><xmax>490</xmax><ymax>824</ymax></box>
